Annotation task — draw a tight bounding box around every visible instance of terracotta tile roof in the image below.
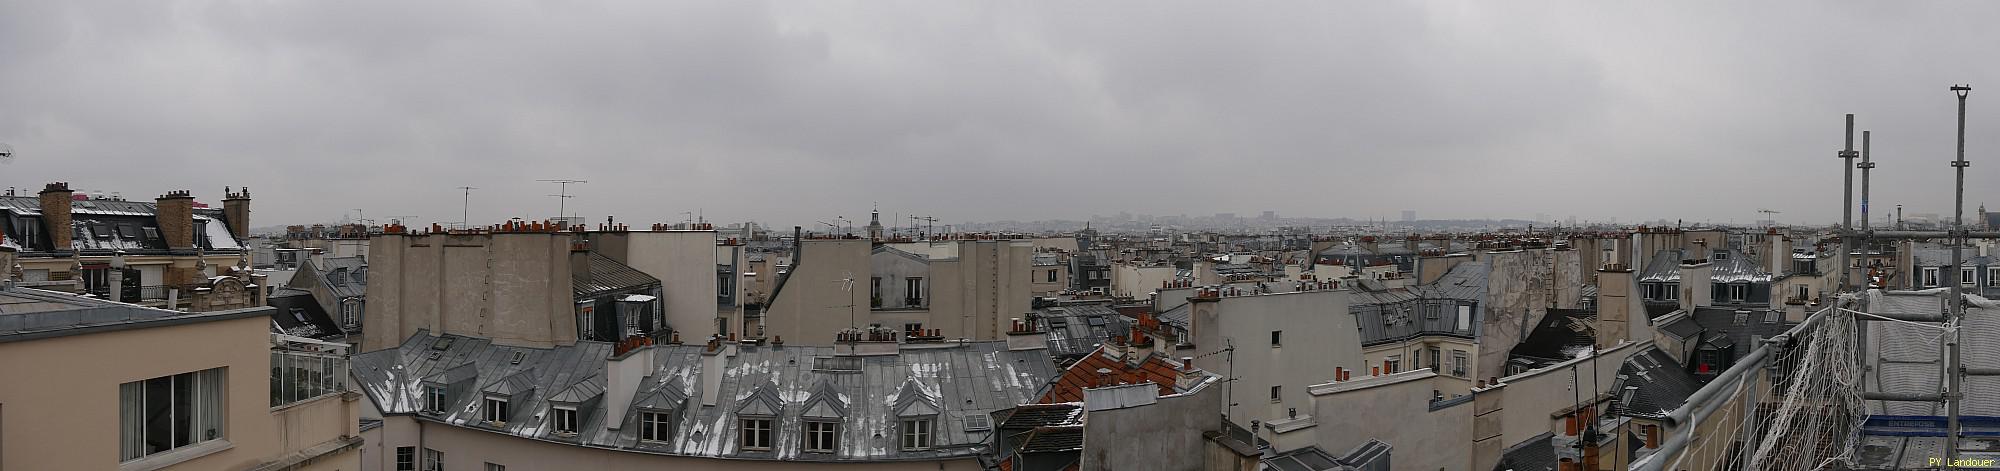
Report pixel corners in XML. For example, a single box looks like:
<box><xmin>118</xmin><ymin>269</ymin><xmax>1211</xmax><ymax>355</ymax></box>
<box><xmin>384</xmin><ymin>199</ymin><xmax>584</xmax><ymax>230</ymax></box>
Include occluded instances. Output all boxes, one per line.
<box><xmin>1039</xmin><ymin>344</ymin><xmax>1184</xmax><ymax>403</ymax></box>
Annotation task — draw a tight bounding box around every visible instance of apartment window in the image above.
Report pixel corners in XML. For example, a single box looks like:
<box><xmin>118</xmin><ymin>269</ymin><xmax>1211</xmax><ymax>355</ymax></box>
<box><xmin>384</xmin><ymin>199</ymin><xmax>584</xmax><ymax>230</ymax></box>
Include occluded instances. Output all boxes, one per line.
<box><xmin>1270</xmin><ymin>330</ymin><xmax>1282</xmax><ymax>347</ymax></box>
<box><xmin>1964</xmin><ymin>268</ymin><xmax>1978</xmax><ymax>287</ymax></box>
<box><xmin>905</xmin><ymin>277</ymin><xmax>925</xmax><ymax>305</ymax></box>
<box><xmin>396</xmin><ymin>446</ymin><xmax>416</xmax><ymax>471</ymax></box>
<box><xmin>1176</xmin><ymin>327</ymin><xmax>1191</xmax><ymax>346</ymax></box>
<box><xmin>740</xmin><ymin>418</ymin><xmax>773</xmax><ymax>451</ymax></box>
<box><xmin>551</xmin><ymin>405</ymin><xmax>578</xmax><ymax>435</ymax></box>
<box><xmin>901</xmin><ymin>418</ymin><xmax>934</xmax><ymax>451</ymax></box>
<box><xmin>424</xmin><ymin>384</ymin><xmax>446</xmax><ymax>413</ymax></box>
<box><xmin>1795</xmin><ymin>284</ymin><xmax>1810</xmax><ymax>301</ymax></box>
<box><xmin>1386</xmin><ymin>355</ymin><xmax>1402</xmax><ymax>374</ymax></box>
<box><xmin>341</xmin><ymin>301</ymin><xmax>359</xmax><ymax>328</ymax></box>
<box><xmin>486</xmin><ymin>464</ymin><xmax>506</xmax><ymax>471</ymax></box>
<box><xmin>423</xmin><ymin>448</ymin><xmax>443</xmax><ymax>471</ymax></box>
<box><xmin>1990</xmin><ymin>267</ymin><xmax>2000</xmax><ymax>287</ymax></box>
<box><xmin>1046</xmin><ymin>269</ymin><xmax>1058</xmax><ymax>283</ymax></box>
<box><xmin>1664</xmin><ymin>283</ymin><xmax>1679</xmax><ymax>301</ymax></box>
<box><xmin>1729</xmin><ymin>283</ymin><xmax>1748</xmax><ymax>303</ymax></box>
<box><xmin>1269</xmin><ymin>385</ymin><xmax>1282</xmax><ymax>402</ymax></box>
<box><xmin>1457</xmin><ymin>305</ymin><xmax>1473</xmax><ymax>332</ymax></box>
<box><xmin>1712</xmin><ymin>251</ymin><xmax>1729</xmax><ymax>261</ymax></box>
<box><xmin>1425</xmin><ymin>304</ymin><xmax>1441</xmax><ymax>319</ymax></box>
<box><xmin>578</xmin><ymin>303</ymin><xmax>597</xmax><ymax>339</ymax></box>
<box><xmin>120</xmin><ymin>368</ymin><xmax>226</xmax><ymax>461</ymax></box>
<box><xmin>804</xmin><ymin>421</ymin><xmax>839</xmax><ymax>453</ymax></box>
<box><xmin>1451</xmin><ymin>350</ymin><xmax>1469</xmax><ymax>377</ymax></box>
<box><xmin>640</xmin><ymin>411</ymin><xmax>673</xmax><ymax>442</ymax></box>
<box><xmin>272</xmin><ymin>351</ymin><xmax>346</xmax><ymax>408</ymax></box>
<box><xmin>871</xmin><ymin>277</ymin><xmax>882</xmax><ymax>301</ymax></box>
<box><xmin>1924</xmin><ymin>267</ymin><xmax>1941</xmax><ymax>287</ymax></box>
<box><xmin>483</xmin><ymin>396</ymin><xmax>510</xmax><ymax>424</ymax></box>
<box><xmin>1428</xmin><ymin>347</ymin><xmax>1441</xmax><ymax>371</ymax></box>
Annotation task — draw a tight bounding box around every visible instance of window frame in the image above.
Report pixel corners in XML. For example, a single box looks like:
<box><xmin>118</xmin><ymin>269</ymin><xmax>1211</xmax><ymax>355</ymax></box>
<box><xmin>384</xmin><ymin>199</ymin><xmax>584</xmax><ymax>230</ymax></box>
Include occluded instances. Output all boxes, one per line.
<box><xmin>1269</xmin><ymin>385</ymin><xmax>1282</xmax><ymax>402</ymax></box>
<box><xmin>551</xmin><ymin>405</ymin><xmax>579</xmax><ymax>435</ymax></box>
<box><xmin>120</xmin><ymin>367</ymin><xmax>228</xmax><ymax>463</ymax></box>
<box><xmin>1270</xmin><ymin>330</ymin><xmax>1282</xmax><ymax>347</ymax></box>
<box><xmin>804</xmin><ymin>420</ymin><xmax>839</xmax><ymax>453</ymax></box>
<box><xmin>1925</xmin><ymin>267</ymin><xmax>1941</xmax><ymax>287</ymax></box>
<box><xmin>482</xmin><ymin>396</ymin><xmax>510</xmax><ymax>424</ymax></box>
<box><xmin>1964</xmin><ymin>267</ymin><xmax>1978</xmax><ymax>287</ymax></box>
<box><xmin>900</xmin><ymin>418</ymin><xmax>934</xmax><ymax>451</ymax></box>
<box><xmin>423</xmin><ymin>383</ymin><xmax>446</xmax><ymax>414</ymax></box>
<box><xmin>1386</xmin><ymin>355</ymin><xmax>1402</xmax><ymax>374</ymax></box>
<box><xmin>639</xmin><ymin>410</ymin><xmax>673</xmax><ymax>443</ymax></box>
<box><xmin>740</xmin><ymin>417</ymin><xmax>774</xmax><ymax>451</ymax></box>
<box><xmin>396</xmin><ymin>446</ymin><xmax>416</xmax><ymax>471</ymax></box>
<box><xmin>423</xmin><ymin>448</ymin><xmax>444</xmax><ymax>471</ymax></box>
<box><xmin>1451</xmin><ymin>350</ymin><xmax>1469</xmax><ymax>377</ymax></box>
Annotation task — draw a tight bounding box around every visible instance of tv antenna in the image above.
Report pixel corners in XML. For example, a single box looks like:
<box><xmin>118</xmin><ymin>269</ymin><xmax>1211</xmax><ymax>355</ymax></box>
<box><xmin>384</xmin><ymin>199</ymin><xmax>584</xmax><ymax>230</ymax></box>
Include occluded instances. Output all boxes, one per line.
<box><xmin>909</xmin><ymin>215</ymin><xmax>938</xmax><ymax>239</ymax></box>
<box><xmin>835</xmin><ymin>271</ymin><xmax>857</xmax><ymax>328</ymax></box>
<box><xmin>387</xmin><ymin>215</ymin><xmax>420</xmax><ymax>226</ymax></box>
<box><xmin>537</xmin><ymin>179</ymin><xmax>588</xmax><ymax>220</ymax></box>
<box><xmin>0</xmin><ymin>142</ymin><xmax>14</xmax><ymax>165</ymax></box>
<box><xmin>1756</xmin><ymin>208</ymin><xmax>1781</xmax><ymax>226</ymax></box>
<box><xmin>457</xmin><ymin>186</ymin><xmax>478</xmax><ymax>228</ymax></box>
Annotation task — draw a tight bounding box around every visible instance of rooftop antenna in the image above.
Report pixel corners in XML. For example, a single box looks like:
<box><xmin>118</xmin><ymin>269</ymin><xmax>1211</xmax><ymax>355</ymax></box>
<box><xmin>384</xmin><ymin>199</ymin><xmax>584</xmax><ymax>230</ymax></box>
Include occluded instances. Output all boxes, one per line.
<box><xmin>537</xmin><ymin>179</ymin><xmax>588</xmax><ymax>221</ymax></box>
<box><xmin>457</xmin><ymin>186</ymin><xmax>478</xmax><ymax>229</ymax></box>
<box><xmin>387</xmin><ymin>215</ymin><xmax>420</xmax><ymax>226</ymax></box>
<box><xmin>1756</xmin><ymin>209</ymin><xmax>1782</xmax><ymax>228</ymax></box>
<box><xmin>1946</xmin><ymin>84</ymin><xmax>1972</xmax><ymax>466</ymax></box>
<box><xmin>835</xmin><ymin>271</ymin><xmax>857</xmax><ymax>328</ymax></box>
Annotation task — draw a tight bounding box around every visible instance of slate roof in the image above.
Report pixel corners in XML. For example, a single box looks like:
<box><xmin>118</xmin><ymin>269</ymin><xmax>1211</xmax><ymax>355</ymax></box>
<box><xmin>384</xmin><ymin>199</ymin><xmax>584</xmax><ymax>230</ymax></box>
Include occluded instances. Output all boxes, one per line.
<box><xmin>352</xmin><ymin>333</ymin><xmax>1060</xmax><ymax>462</ymax></box>
<box><xmin>1493</xmin><ymin>433</ymin><xmax>1558</xmax><ymax>471</ymax></box>
<box><xmin>0</xmin><ymin>286</ymin><xmax>270</xmax><ymax>341</ymax></box>
<box><xmin>1352</xmin><ymin>295</ymin><xmax>1474</xmax><ymax>346</ymax></box>
<box><xmin>997</xmin><ymin>404</ymin><xmax>1084</xmax><ymax>429</ymax></box>
<box><xmin>1015</xmin><ymin>427</ymin><xmax>1083</xmax><ymax>453</ymax></box>
<box><xmin>269</xmin><ymin>287</ymin><xmax>342</xmax><ymax>340</ymax></box>
<box><xmin>1685</xmin><ymin>307</ymin><xmax>1793</xmax><ymax>363</ymax></box>
<box><xmin>1266</xmin><ymin>440</ymin><xmax>1392</xmax><ymax>471</ymax></box>
<box><xmin>0</xmin><ymin>196</ymin><xmax>244</xmax><ymax>253</ymax></box>
<box><xmin>574</xmin><ymin>252</ymin><xmax>661</xmax><ymax>298</ymax></box>
<box><xmin>1614</xmin><ymin>347</ymin><xmax>1698</xmax><ymax>419</ymax></box>
<box><xmin>1508</xmin><ymin>309</ymin><xmax>1596</xmax><ymax>364</ymax></box>
<box><xmin>1156</xmin><ymin>303</ymin><xmax>1191</xmax><ymax>331</ymax></box>
<box><xmin>1411</xmin><ymin>261</ymin><xmax>1489</xmax><ymax>302</ymax></box>
<box><xmin>1036</xmin><ymin>303</ymin><xmax>1131</xmax><ymax>361</ymax></box>
<box><xmin>1636</xmin><ymin>249</ymin><xmax>1771</xmax><ymax>284</ymax></box>
<box><xmin>307</xmin><ymin>256</ymin><xmax>368</xmax><ymax>299</ymax></box>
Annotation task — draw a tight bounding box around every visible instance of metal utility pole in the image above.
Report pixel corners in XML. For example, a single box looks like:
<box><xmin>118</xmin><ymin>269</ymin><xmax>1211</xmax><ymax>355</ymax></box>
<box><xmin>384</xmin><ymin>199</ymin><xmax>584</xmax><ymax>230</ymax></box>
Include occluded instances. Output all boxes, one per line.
<box><xmin>1840</xmin><ymin>114</ymin><xmax>1858</xmax><ymax>291</ymax></box>
<box><xmin>457</xmin><ymin>186</ymin><xmax>477</xmax><ymax>228</ymax></box>
<box><xmin>1948</xmin><ymin>84</ymin><xmax>1972</xmax><ymax>468</ymax></box>
<box><xmin>537</xmin><ymin>179</ymin><xmax>588</xmax><ymax>220</ymax></box>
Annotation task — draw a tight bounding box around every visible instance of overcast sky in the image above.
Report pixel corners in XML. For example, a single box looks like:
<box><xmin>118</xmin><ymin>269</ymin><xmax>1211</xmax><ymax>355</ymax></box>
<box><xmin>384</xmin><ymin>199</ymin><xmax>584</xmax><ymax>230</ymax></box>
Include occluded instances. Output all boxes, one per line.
<box><xmin>4</xmin><ymin>1</ymin><xmax>1999</xmax><ymax>229</ymax></box>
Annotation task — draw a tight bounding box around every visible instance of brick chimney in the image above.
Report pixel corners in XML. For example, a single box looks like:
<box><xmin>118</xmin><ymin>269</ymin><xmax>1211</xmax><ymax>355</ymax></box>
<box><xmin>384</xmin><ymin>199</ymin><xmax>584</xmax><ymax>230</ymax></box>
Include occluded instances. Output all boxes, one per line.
<box><xmin>1678</xmin><ymin>257</ymin><xmax>1713</xmax><ymax>311</ymax></box>
<box><xmin>38</xmin><ymin>182</ymin><xmax>74</xmax><ymax>251</ymax></box>
<box><xmin>571</xmin><ymin>239</ymin><xmax>593</xmax><ymax>285</ymax></box>
<box><xmin>222</xmin><ymin>186</ymin><xmax>251</xmax><ymax>239</ymax></box>
<box><xmin>155</xmin><ymin>190</ymin><xmax>196</xmax><ymax>250</ymax></box>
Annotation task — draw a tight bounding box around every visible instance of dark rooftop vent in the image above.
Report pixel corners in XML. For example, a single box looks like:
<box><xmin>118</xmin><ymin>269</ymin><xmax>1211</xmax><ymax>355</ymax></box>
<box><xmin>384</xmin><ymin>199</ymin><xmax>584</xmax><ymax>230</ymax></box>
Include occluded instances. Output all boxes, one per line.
<box><xmin>433</xmin><ymin>337</ymin><xmax>455</xmax><ymax>351</ymax></box>
<box><xmin>510</xmin><ymin>351</ymin><xmax>526</xmax><ymax>365</ymax></box>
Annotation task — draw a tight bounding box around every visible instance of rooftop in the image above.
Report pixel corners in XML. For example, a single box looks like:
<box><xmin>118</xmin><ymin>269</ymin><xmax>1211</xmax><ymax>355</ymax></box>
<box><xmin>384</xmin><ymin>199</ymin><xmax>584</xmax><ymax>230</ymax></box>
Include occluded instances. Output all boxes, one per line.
<box><xmin>351</xmin><ymin>332</ymin><xmax>1060</xmax><ymax>462</ymax></box>
<box><xmin>0</xmin><ymin>286</ymin><xmax>270</xmax><ymax>342</ymax></box>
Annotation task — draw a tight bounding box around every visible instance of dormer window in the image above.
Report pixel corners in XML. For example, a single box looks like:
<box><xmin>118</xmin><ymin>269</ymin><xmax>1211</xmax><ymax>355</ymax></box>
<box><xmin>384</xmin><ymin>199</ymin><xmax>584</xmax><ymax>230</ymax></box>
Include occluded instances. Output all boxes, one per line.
<box><xmin>551</xmin><ymin>405</ymin><xmax>578</xmax><ymax>435</ymax></box>
<box><xmin>1728</xmin><ymin>283</ymin><xmax>1748</xmax><ymax>303</ymax></box>
<box><xmin>900</xmin><ymin>418</ymin><xmax>933</xmax><ymax>451</ymax></box>
<box><xmin>482</xmin><ymin>396</ymin><xmax>510</xmax><ymax>425</ymax></box>
<box><xmin>803</xmin><ymin>421</ymin><xmax>838</xmax><ymax>453</ymax></box>
<box><xmin>639</xmin><ymin>410</ymin><xmax>674</xmax><ymax>443</ymax></box>
<box><xmin>423</xmin><ymin>384</ymin><xmax>446</xmax><ymax>414</ymax></box>
<box><xmin>739</xmin><ymin>417</ymin><xmax>773</xmax><ymax>451</ymax></box>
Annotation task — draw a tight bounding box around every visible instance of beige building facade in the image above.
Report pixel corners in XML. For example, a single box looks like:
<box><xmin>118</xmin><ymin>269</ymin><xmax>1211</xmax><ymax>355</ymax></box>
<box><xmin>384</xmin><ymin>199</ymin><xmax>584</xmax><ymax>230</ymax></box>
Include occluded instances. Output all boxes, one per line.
<box><xmin>0</xmin><ymin>287</ymin><xmax>358</xmax><ymax>471</ymax></box>
<box><xmin>760</xmin><ymin>238</ymin><xmax>1032</xmax><ymax>345</ymax></box>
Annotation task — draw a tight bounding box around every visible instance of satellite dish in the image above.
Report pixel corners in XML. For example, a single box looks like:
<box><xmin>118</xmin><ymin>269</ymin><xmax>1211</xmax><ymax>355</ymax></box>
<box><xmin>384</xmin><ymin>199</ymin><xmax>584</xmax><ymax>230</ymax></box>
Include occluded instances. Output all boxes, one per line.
<box><xmin>0</xmin><ymin>142</ymin><xmax>13</xmax><ymax>164</ymax></box>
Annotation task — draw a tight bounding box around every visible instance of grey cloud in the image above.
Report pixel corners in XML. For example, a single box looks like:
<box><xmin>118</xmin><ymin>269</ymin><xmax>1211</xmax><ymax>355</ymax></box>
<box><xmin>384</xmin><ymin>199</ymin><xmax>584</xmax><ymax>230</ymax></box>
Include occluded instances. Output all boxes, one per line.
<box><xmin>3</xmin><ymin>1</ymin><xmax>1999</xmax><ymax>229</ymax></box>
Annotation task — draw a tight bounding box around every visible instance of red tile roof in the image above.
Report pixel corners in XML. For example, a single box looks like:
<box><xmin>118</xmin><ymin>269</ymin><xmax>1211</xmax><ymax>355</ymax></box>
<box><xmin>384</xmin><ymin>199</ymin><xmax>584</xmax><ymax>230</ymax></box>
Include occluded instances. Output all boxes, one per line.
<box><xmin>1039</xmin><ymin>344</ymin><xmax>1185</xmax><ymax>403</ymax></box>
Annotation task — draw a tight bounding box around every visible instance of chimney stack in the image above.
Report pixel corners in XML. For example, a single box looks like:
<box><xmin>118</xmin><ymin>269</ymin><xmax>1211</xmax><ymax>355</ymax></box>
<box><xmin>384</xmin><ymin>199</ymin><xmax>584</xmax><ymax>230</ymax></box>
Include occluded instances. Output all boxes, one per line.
<box><xmin>222</xmin><ymin>186</ymin><xmax>251</xmax><ymax>239</ymax></box>
<box><xmin>571</xmin><ymin>240</ymin><xmax>593</xmax><ymax>285</ymax></box>
<box><xmin>155</xmin><ymin>190</ymin><xmax>196</xmax><ymax>250</ymax></box>
<box><xmin>38</xmin><ymin>182</ymin><xmax>74</xmax><ymax>251</ymax></box>
<box><xmin>1678</xmin><ymin>257</ymin><xmax>1714</xmax><ymax>311</ymax></box>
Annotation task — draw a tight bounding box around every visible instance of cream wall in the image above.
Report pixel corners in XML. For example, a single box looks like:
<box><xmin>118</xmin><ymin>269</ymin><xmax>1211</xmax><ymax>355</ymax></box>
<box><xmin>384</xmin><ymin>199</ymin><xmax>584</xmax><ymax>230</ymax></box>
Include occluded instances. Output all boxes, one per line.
<box><xmin>604</xmin><ymin>231</ymin><xmax>722</xmax><ymax>340</ymax></box>
<box><xmin>763</xmin><ymin>240</ymin><xmax>1030</xmax><ymax>345</ymax></box>
<box><xmin>364</xmin><ymin>232</ymin><xmax>579</xmax><ymax>352</ymax></box>
<box><xmin>1299</xmin><ymin>371</ymin><xmax>1473</xmax><ymax>471</ymax></box>
<box><xmin>0</xmin><ymin>314</ymin><xmax>358</xmax><ymax>471</ymax></box>
<box><xmin>1110</xmin><ymin>263</ymin><xmax>1176</xmax><ymax>299</ymax></box>
<box><xmin>1188</xmin><ymin>290</ymin><xmax>1361</xmax><ymax>431</ymax></box>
